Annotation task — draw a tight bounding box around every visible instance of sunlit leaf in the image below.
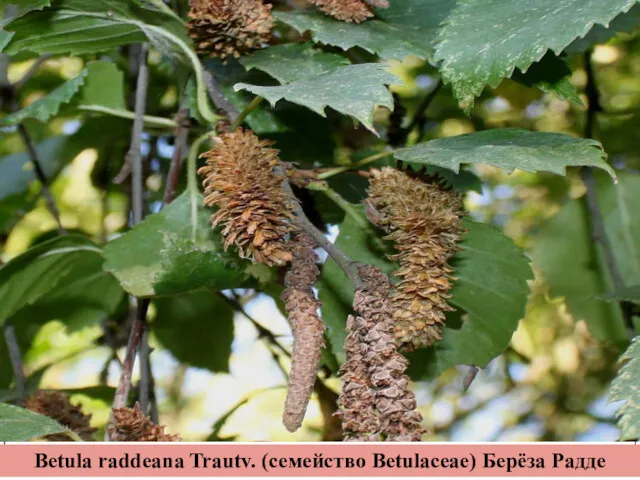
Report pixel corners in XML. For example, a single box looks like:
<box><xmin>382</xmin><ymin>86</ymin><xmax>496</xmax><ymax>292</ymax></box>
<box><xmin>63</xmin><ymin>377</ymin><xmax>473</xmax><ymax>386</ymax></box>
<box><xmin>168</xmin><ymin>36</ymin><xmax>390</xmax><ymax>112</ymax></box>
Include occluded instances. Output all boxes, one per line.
<box><xmin>0</xmin><ymin>402</ymin><xmax>70</xmax><ymax>441</ymax></box>
<box><xmin>103</xmin><ymin>192</ymin><xmax>250</xmax><ymax>298</ymax></box>
<box><xmin>235</xmin><ymin>63</ymin><xmax>400</xmax><ymax>133</ymax></box>
<box><xmin>434</xmin><ymin>0</ymin><xmax>638</xmax><ymax>111</ymax></box>
<box><xmin>394</xmin><ymin>129</ymin><xmax>616</xmax><ymax>179</ymax></box>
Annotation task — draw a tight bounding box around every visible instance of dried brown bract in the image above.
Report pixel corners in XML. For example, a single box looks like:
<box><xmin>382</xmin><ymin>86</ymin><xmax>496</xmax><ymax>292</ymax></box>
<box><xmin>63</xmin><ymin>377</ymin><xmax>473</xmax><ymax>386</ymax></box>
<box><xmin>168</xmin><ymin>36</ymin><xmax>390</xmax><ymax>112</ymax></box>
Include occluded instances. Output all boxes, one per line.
<box><xmin>308</xmin><ymin>0</ymin><xmax>389</xmax><ymax>23</ymax></box>
<box><xmin>110</xmin><ymin>403</ymin><xmax>181</xmax><ymax>442</ymax></box>
<box><xmin>199</xmin><ymin>129</ymin><xmax>297</xmax><ymax>266</ymax></box>
<box><xmin>188</xmin><ymin>0</ymin><xmax>274</xmax><ymax>60</ymax></box>
<box><xmin>366</xmin><ymin>167</ymin><xmax>464</xmax><ymax>349</ymax></box>
<box><xmin>25</xmin><ymin>391</ymin><xmax>96</xmax><ymax>441</ymax></box>
<box><xmin>338</xmin><ymin>266</ymin><xmax>425</xmax><ymax>441</ymax></box>
<box><xmin>281</xmin><ymin>234</ymin><xmax>324</xmax><ymax>432</ymax></box>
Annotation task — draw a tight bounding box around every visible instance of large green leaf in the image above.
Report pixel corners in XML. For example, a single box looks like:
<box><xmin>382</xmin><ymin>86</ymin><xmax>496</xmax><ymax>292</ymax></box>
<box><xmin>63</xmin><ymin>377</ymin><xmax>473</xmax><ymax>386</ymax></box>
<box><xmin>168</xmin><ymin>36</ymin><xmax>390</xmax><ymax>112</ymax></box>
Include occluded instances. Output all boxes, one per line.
<box><xmin>0</xmin><ymin>235</ymin><xmax>105</xmax><ymax>327</ymax></box>
<box><xmin>103</xmin><ymin>192</ymin><xmax>249</xmax><ymax>298</ymax></box>
<box><xmin>275</xmin><ymin>11</ymin><xmax>430</xmax><ymax>62</ymax></box>
<box><xmin>276</xmin><ymin>1</ymin><xmax>455</xmax><ymax>61</ymax></box>
<box><xmin>3</xmin><ymin>0</ymin><xmax>190</xmax><ymax>57</ymax></box>
<box><xmin>0</xmin><ymin>0</ymin><xmax>51</xmax><ymax>51</ymax></box>
<box><xmin>0</xmin><ymin>402</ymin><xmax>70</xmax><ymax>441</ymax></box>
<box><xmin>75</xmin><ymin>60</ymin><xmax>126</xmax><ymax>110</ymax></box>
<box><xmin>610</xmin><ymin>336</ymin><xmax>640</xmax><ymax>440</ymax></box>
<box><xmin>240</xmin><ymin>43</ymin><xmax>349</xmax><ymax>84</ymax></box>
<box><xmin>394</xmin><ymin>128</ymin><xmax>616</xmax><ymax>179</ymax></box>
<box><xmin>153</xmin><ymin>291</ymin><xmax>234</xmax><ymax>373</ymax></box>
<box><xmin>532</xmin><ymin>199</ymin><xmax>629</xmax><ymax>345</ymax></box>
<box><xmin>235</xmin><ymin>63</ymin><xmax>400</xmax><ymax>133</ymax></box>
<box><xmin>318</xmin><ymin>213</ymin><xmax>532</xmax><ymax>378</ymax></box>
<box><xmin>0</xmin><ymin>69</ymin><xmax>88</xmax><ymax>126</ymax></box>
<box><xmin>434</xmin><ymin>0</ymin><xmax>638</xmax><ymax>111</ymax></box>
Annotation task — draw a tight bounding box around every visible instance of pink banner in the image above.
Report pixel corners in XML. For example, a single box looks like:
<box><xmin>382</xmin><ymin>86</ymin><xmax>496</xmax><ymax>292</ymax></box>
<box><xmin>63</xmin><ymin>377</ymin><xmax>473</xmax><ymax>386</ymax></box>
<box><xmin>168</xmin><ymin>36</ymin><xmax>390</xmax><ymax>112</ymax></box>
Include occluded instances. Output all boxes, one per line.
<box><xmin>0</xmin><ymin>443</ymin><xmax>637</xmax><ymax>477</ymax></box>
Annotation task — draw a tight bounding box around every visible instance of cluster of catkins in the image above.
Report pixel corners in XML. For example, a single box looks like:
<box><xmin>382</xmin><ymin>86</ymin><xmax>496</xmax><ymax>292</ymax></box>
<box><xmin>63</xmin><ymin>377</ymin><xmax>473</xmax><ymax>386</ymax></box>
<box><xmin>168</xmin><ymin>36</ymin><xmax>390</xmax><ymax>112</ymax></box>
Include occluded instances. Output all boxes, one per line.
<box><xmin>199</xmin><ymin>129</ymin><xmax>323</xmax><ymax>432</ymax></box>
<box><xmin>187</xmin><ymin>0</ymin><xmax>390</xmax><ymax>60</ymax></box>
<box><xmin>199</xmin><ymin>130</ymin><xmax>463</xmax><ymax>439</ymax></box>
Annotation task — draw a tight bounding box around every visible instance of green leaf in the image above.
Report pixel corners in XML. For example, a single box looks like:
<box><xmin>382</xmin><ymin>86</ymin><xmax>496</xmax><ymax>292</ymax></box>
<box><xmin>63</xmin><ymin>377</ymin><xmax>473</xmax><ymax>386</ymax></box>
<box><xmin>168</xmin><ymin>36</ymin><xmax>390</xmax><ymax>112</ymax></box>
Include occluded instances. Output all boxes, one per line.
<box><xmin>153</xmin><ymin>291</ymin><xmax>234</xmax><ymax>373</ymax></box>
<box><xmin>0</xmin><ymin>402</ymin><xmax>70</xmax><ymax>441</ymax></box>
<box><xmin>275</xmin><ymin>12</ymin><xmax>429</xmax><ymax>61</ymax></box>
<box><xmin>0</xmin><ymin>69</ymin><xmax>88</xmax><ymax>126</ymax></box>
<box><xmin>235</xmin><ymin>63</ymin><xmax>400</xmax><ymax>134</ymax></box>
<box><xmin>4</xmin><ymin>0</ymin><xmax>190</xmax><ymax>57</ymax></box>
<box><xmin>75</xmin><ymin>61</ymin><xmax>126</xmax><ymax>110</ymax></box>
<box><xmin>0</xmin><ymin>0</ymin><xmax>51</xmax><ymax>51</ymax></box>
<box><xmin>434</xmin><ymin>0</ymin><xmax>638</xmax><ymax>111</ymax></box>
<box><xmin>532</xmin><ymin>198</ymin><xmax>629</xmax><ymax>345</ymax></box>
<box><xmin>394</xmin><ymin>128</ymin><xmax>616</xmax><ymax>179</ymax></box>
<box><xmin>0</xmin><ymin>235</ymin><xmax>104</xmax><ymax>327</ymax></box>
<box><xmin>599</xmin><ymin>285</ymin><xmax>640</xmax><ymax>303</ymax></box>
<box><xmin>318</xmin><ymin>213</ymin><xmax>532</xmax><ymax>378</ymax></box>
<box><xmin>240</xmin><ymin>42</ymin><xmax>349</xmax><ymax>84</ymax></box>
<box><xmin>511</xmin><ymin>53</ymin><xmax>583</xmax><ymax>106</ymax></box>
<box><xmin>103</xmin><ymin>192</ymin><xmax>249</xmax><ymax>298</ymax></box>
<box><xmin>610</xmin><ymin>336</ymin><xmax>640</xmax><ymax>440</ymax></box>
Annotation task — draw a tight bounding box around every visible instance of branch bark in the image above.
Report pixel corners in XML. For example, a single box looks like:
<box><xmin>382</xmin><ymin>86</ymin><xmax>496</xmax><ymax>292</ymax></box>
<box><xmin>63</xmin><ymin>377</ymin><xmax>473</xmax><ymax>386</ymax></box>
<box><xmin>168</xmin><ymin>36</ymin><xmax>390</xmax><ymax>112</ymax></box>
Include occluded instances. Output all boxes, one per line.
<box><xmin>163</xmin><ymin>109</ymin><xmax>190</xmax><ymax>205</ymax></box>
<box><xmin>276</xmin><ymin>166</ymin><xmax>364</xmax><ymax>289</ymax></box>
<box><xmin>3</xmin><ymin>323</ymin><xmax>25</xmax><ymax>404</ymax></box>
<box><xmin>17</xmin><ymin>124</ymin><xmax>65</xmax><ymax>234</ymax></box>
<box><xmin>108</xmin><ymin>44</ymin><xmax>152</xmax><ymax>439</ymax></box>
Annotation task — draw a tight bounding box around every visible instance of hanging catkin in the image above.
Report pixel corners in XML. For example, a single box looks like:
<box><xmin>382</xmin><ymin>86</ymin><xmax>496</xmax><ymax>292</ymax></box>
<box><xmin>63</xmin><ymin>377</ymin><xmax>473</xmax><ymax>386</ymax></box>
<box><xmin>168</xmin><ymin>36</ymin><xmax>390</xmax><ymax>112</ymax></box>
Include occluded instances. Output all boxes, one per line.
<box><xmin>110</xmin><ymin>403</ymin><xmax>181</xmax><ymax>442</ymax></box>
<box><xmin>338</xmin><ymin>266</ymin><xmax>425</xmax><ymax>441</ymax></box>
<box><xmin>187</xmin><ymin>0</ymin><xmax>274</xmax><ymax>60</ymax></box>
<box><xmin>307</xmin><ymin>0</ymin><xmax>389</xmax><ymax>23</ymax></box>
<box><xmin>281</xmin><ymin>234</ymin><xmax>324</xmax><ymax>432</ymax></box>
<box><xmin>25</xmin><ymin>391</ymin><xmax>97</xmax><ymax>441</ymax></box>
<box><xmin>366</xmin><ymin>167</ymin><xmax>464</xmax><ymax>350</ymax></box>
<box><xmin>199</xmin><ymin>129</ymin><xmax>297</xmax><ymax>266</ymax></box>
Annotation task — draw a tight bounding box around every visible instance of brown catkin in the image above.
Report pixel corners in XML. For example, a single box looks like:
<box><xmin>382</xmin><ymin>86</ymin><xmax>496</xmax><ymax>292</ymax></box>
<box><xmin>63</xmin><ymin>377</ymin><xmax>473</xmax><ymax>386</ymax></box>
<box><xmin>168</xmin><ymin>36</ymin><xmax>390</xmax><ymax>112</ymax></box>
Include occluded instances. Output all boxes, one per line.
<box><xmin>337</xmin><ymin>266</ymin><xmax>425</xmax><ymax>441</ymax></box>
<box><xmin>281</xmin><ymin>234</ymin><xmax>324</xmax><ymax>432</ymax></box>
<box><xmin>110</xmin><ymin>403</ymin><xmax>181</xmax><ymax>442</ymax></box>
<box><xmin>199</xmin><ymin>129</ymin><xmax>297</xmax><ymax>267</ymax></box>
<box><xmin>24</xmin><ymin>391</ymin><xmax>97</xmax><ymax>441</ymax></box>
<box><xmin>366</xmin><ymin>167</ymin><xmax>464</xmax><ymax>350</ymax></box>
<box><xmin>307</xmin><ymin>0</ymin><xmax>389</xmax><ymax>23</ymax></box>
<box><xmin>187</xmin><ymin>0</ymin><xmax>274</xmax><ymax>60</ymax></box>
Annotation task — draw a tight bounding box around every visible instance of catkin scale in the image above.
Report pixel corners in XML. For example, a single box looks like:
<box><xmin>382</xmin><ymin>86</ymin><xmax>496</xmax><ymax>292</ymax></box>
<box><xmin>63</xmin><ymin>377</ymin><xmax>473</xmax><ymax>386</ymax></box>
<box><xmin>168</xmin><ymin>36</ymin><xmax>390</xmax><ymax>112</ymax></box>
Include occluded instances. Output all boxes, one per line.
<box><xmin>366</xmin><ymin>167</ymin><xmax>464</xmax><ymax>349</ymax></box>
<box><xmin>308</xmin><ymin>0</ymin><xmax>389</xmax><ymax>23</ymax></box>
<box><xmin>187</xmin><ymin>0</ymin><xmax>274</xmax><ymax>60</ymax></box>
<box><xmin>198</xmin><ymin>129</ymin><xmax>296</xmax><ymax>266</ymax></box>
